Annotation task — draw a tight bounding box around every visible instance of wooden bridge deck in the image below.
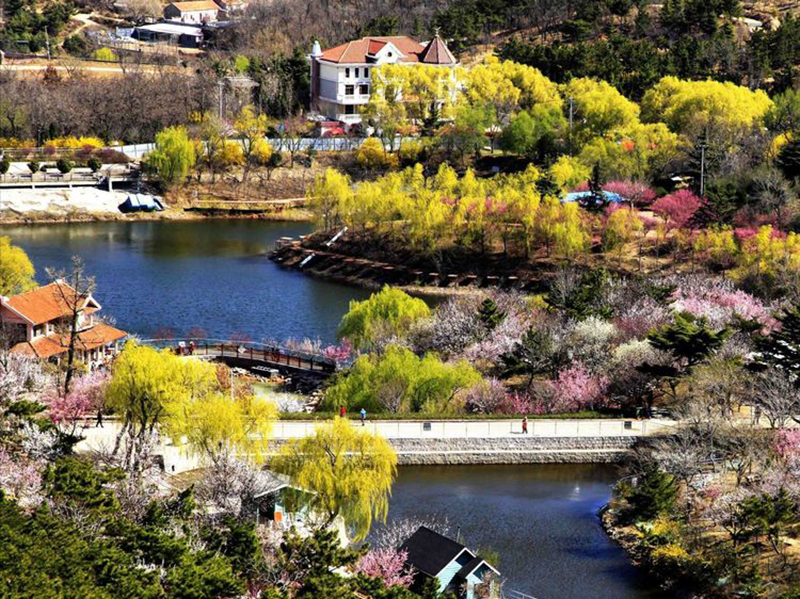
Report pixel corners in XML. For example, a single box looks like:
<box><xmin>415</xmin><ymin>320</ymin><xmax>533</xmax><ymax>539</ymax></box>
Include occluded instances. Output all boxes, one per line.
<box><xmin>150</xmin><ymin>340</ymin><xmax>337</xmax><ymax>376</ymax></box>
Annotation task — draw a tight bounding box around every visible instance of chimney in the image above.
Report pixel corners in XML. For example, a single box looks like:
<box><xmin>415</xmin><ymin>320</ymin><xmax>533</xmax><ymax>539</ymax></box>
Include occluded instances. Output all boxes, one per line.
<box><xmin>310</xmin><ymin>40</ymin><xmax>322</xmax><ymax>58</ymax></box>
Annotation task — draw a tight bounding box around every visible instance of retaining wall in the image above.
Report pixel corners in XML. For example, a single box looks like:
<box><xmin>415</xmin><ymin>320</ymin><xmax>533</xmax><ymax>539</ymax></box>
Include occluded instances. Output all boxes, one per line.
<box><xmin>268</xmin><ymin>435</ymin><xmax>638</xmax><ymax>465</ymax></box>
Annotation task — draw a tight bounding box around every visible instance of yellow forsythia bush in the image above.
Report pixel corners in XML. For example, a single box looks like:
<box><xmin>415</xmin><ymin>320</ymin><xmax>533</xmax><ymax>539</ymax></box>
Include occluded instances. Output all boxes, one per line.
<box><xmin>45</xmin><ymin>136</ymin><xmax>104</xmax><ymax>149</ymax></box>
<box><xmin>356</xmin><ymin>138</ymin><xmax>399</xmax><ymax>170</ymax></box>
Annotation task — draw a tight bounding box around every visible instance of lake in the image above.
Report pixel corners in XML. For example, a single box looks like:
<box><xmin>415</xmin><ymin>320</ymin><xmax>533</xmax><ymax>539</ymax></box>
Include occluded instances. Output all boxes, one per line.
<box><xmin>387</xmin><ymin>465</ymin><xmax>661</xmax><ymax>599</ymax></box>
<box><xmin>1</xmin><ymin>219</ymin><xmax>371</xmax><ymax>344</ymax></box>
<box><xmin>2</xmin><ymin>220</ymin><xmax>658</xmax><ymax>598</ymax></box>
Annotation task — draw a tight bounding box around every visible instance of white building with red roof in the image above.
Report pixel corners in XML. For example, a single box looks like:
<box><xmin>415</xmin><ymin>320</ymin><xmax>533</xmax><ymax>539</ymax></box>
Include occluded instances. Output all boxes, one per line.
<box><xmin>309</xmin><ymin>35</ymin><xmax>457</xmax><ymax>126</ymax></box>
<box><xmin>0</xmin><ymin>281</ymin><xmax>127</xmax><ymax>368</ymax></box>
<box><xmin>163</xmin><ymin>0</ymin><xmax>220</xmax><ymax>23</ymax></box>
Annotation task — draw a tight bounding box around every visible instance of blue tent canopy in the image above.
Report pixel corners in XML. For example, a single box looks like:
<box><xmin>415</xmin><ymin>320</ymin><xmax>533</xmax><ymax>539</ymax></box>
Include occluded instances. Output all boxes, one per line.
<box><xmin>119</xmin><ymin>194</ymin><xmax>165</xmax><ymax>213</ymax></box>
<box><xmin>564</xmin><ymin>190</ymin><xmax>626</xmax><ymax>204</ymax></box>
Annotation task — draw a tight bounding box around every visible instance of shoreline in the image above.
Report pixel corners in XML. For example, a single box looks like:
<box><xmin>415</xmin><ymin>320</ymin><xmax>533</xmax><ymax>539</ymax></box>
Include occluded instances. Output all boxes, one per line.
<box><xmin>0</xmin><ymin>206</ymin><xmax>314</xmax><ymax>226</ymax></box>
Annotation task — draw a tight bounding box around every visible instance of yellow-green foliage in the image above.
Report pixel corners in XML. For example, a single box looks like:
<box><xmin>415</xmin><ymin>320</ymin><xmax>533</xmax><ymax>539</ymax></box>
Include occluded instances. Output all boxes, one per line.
<box><xmin>0</xmin><ymin>235</ymin><xmax>36</xmax><ymax>296</ymax></box>
<box><xmin>577</xmin><ymin>123</ymin><xmax>682</xmax><ymax>181</ymax></box>
<box><xmin>146</xmin><ymin>126</ymin><xmax>196</xmax><ymax>186</ymax></box>
<box><xmin>398</xmin><ymin>140</ymin><xmax>425</xmax><ymax>164</ymax></box>
<box><xmin>251</xmin><ymin>139</ymin><xmax>273</xmax><ymax>165</ymax></box>
<box><xmin>44</xmin><ymin>136</ymin><xmax>104</xmax><ymax>149</ymax></box>
<box><xmin>215</xmin><ymin>140</ymin><xmax>245</xmax><ymax>169</ymax></box>
<box><xmin>461</xmin><ymin>57</ymin><xmax>562</xmax><ymax>119</ymax></box>
<box><xmin>0</xmin><ymin>138</ymin><xmax>35</xmax><ymax>149</ymax></box>
<box><xmin>165</xmin><ymin>391</ymin><xmax>277</xmax><ymax>464</ymax></box>
<box><xmin>549</xmin><ymin>155</ymin><xmax>591</xmax><ymax>191</ymax></box>
<box><xmin>693</xmin><ymin>227</ymin><xmax>738</xmax><ymax>268</ymax></box>
<box><xmin>603</xmin><ymin>207</ymin><xmax>643</xmax><ymax>252</ymax></box>
<box><xmin>338</xmin><ymin>286</ymin><xmax>431</xmax><ymax>349</ymax></box>
<box><xmin>323</xmin><ymin>345</ymin><xmax>482</xmax><ymax>414</ymax></box>
<box><xmin>92</xmin><ymin>47</ymin><xmax>117</xmax><ymax>62</ymax></box>
<box><xmin>368</xmin><ymin>63</ymin><xmax>458</xmax><ymax>123</ymax></box>
<box><xmin>108</xmin><ymin>342</ymin><xmax>277</xmax><ymax>464</ymax></box>
<box><xmin>641</xmin><ymin>76</ymin><xmax>773</xmax><ymax>136</ymax></box>
<box><xmin>735</xmin><ymin>226</ymin><xmax>800</xmax><ymax>279</ymax></box>
<box><xmin>562</xmin><ymin>77</ymin><xmax>640</xmax><ymax>143</ymax></box>
<box><xmin>308</xmin><ymin>164</ymin><xmax>591</xmax><ymax>259</ymax></box>
<box><xmin>307</xmin><ymin>168</ymin><xmax>352</xmax><ymax>230</ymax></box>
<box><xmin>271</xmin><ymin>417</ymin><xmax>397</xmax><ymax>541</ymax></box>
<box><xmin>356</xmin><ymin>137</ymin><xmax>399</xmax><ymax>170</ymax></box>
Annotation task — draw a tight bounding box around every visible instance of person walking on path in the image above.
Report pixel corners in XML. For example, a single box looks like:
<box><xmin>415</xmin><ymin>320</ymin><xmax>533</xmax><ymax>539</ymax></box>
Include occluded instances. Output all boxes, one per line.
<box><xmin>340</xmin><ymin>406</ymin><xmax>346</xmax><ymax>418</ymax></box>
<box><xmin>360</xmin><ymin>408</ymin><xmax>367</xmax><ymax>426</ymax></box>
<box><xmin>96</xmin><ymin>409</ymin><xmax>104</xmax><ymax>428</ymax></box>
<box><xmin>522</xmin><ymin>416</ymin><xmax>528</xmax><ymax>435</ymax></box>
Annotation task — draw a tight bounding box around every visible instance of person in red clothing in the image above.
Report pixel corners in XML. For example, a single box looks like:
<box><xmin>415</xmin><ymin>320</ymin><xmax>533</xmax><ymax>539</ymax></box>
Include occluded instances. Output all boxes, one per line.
<box><xmin>340</xmin><ymin>405</ymin><xmax>346</xmax><ymax>418</ymax></box>
<box><xmin>522</xmin><ymin>416</ymin><xmax>528</xmax><ymax>434</ymax></box>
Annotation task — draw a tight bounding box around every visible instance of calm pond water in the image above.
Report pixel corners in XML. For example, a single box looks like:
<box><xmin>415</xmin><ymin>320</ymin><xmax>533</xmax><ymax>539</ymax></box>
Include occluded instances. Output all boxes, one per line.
<box><xmin>1</xmin><ymin>220</ymin><xmax>372</xmax><ymax>344</ymax></box>
<box><xmin>387</xmin><ymin>465</ymin><xmax>661</xmax><ymax>599</ymax></box>
<box><xmin>3</xmin><ymin>220</ymin><xmax>658</xmax><ymax>598</ymax></box>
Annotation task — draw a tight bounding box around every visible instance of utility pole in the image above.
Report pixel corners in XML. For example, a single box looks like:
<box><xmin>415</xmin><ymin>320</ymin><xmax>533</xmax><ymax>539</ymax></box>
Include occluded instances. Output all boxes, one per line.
<box><xmin>699</xmin><ymin>130</ymin><xmax>708</xmax><ymax>197</ymax></box>
<box><xmin>218</xmin><ymin>80</ymin><xmax>225</xmax><ymax>120</ymax></box>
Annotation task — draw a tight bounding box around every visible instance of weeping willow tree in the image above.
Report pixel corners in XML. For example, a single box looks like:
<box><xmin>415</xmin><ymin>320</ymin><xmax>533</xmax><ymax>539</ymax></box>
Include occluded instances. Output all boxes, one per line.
<box><xmin>271</xmin><ymin>417</ymin><xmax>397</xmax><ymax>541</ymax></box>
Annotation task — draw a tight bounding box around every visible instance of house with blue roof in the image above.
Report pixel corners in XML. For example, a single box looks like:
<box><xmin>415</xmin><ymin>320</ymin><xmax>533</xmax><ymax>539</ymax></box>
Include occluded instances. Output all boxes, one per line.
<box><xmin>399</xmin><ymin>526</ymin><xmax>500</xmax><ymax>599</ymax></box>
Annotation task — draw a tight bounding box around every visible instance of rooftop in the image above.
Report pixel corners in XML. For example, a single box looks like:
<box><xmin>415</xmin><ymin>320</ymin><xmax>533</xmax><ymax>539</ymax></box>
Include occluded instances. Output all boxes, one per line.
<box><xmin>399</xmin><ymin>526</ymin><xmax>472</xmax><ymax>577</ymax></box>
<box><xmin>167</xmin><ymin>0</ymin><xmax>220</xmax><ymax>11</ymax></box>
<box><xmin>3</xmin><ymin>281</ymin><xmax>99</xmax><ymax>326</ymax></box>
<box><xmin>11</xmin><ymin>323</ymin><xmax>127</xmax><ymax>359</ymax></box>
<box><xmin>318</xmin><ymin>35</ymin><xmax>456</xmax><ymax>65</ymax></box>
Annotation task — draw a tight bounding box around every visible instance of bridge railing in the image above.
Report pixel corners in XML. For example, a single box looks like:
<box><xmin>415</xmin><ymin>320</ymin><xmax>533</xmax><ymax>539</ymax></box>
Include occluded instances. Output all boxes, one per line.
<box><xmin>141</xmin><ymin>338</ymin><xmax>338</xmax><ymax>373</ymax></box>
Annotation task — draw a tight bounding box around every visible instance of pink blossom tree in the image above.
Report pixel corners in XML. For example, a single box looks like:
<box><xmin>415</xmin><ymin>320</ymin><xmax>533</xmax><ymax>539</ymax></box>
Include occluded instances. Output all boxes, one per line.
<box><xmin>670</xmin><ymin>284</ymin><xmax>778</xmax><ymax>333</ymax></box>
<box><xmin>44</xmin><ymin>370</ymin><xmax>110</xmax><ymax>435</ymax></box>
<box><xmin>354</xmin><ymin>548</ymin><xmax>415</xmax><ymax>588</ymax></box>
<box><xmin>550</xmin><ymin>363</ymin><xmax>609</xmax><ymax>412</ymax></box>
<box><xmin>463</xmin><ymin>378</ymin><xmax>509</xmax><ymax>414</ymax></box>
<box><xmin>651</xmin><ymin>190</ymin><xmax>701</xmax><ymax>229</ymax></box>
<box><xmin>773</xmin><ymin>428</ymin><xmax>800</xmax><ymax>464</ymax></box>
<box><xmin>604</xmin><ymin>181</ymin><xmax>657</xmax><ymax>207</ymax></box>
<box><xmin>322</xmin><ymin>338</ymin><xmax>353</xmax><ymax>362</ymax></box>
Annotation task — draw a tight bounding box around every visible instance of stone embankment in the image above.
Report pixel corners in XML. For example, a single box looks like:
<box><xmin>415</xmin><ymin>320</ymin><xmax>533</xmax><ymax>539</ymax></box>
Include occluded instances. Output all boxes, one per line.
<box><xmin>390</xmin><ymin>435</ymin><xmax>636</xmax><ymax>464</ymax></box>
<box><xmin>267</xmin><ymin>435</ymin><xmax>637</xmax><ymax>465</ymax></box>
<box><xmin>269</xmin><ymin>237</ymin><xmax>548</xmax><ymax>294</ymax></box>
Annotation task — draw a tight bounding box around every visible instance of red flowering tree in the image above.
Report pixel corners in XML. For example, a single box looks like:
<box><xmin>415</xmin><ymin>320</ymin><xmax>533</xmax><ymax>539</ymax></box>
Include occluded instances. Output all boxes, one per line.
<box><xmin>651</xmin><ymin>190</ymin><xmax>701</xmax><ymax>229</ymax></box>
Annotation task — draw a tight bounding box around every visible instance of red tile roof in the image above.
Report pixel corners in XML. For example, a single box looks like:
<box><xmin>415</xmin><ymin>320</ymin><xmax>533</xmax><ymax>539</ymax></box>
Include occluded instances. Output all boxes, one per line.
<box><xmin>11</xmin><ymin>323</ymin><xmax>127</xmax><ymax>359</ymax></box>
<box><xmin>319</xmin><ymin>36</ymin><xmax>455</xmax><ymax>65</ymax></box>
<box><xmin>418</xmin><ymin>35</ymin><xmax>457</xmax><ymax>65</ymax></box>
<box><xmin>168</xmin><ymin>0</ymin><xmax>219</xmax><ymax>12</ymax></box>
<box><xmin>4</xmin><ymin>281</ymin><xmax>100</xmax><ymax>326</ymax></box>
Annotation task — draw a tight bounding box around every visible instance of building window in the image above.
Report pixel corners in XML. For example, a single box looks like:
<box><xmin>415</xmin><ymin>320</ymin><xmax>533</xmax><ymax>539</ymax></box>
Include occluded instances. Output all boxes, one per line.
<box><xmin>344</xmin><ymin>84</ymin><xmax>355</xmax><ymax>96</ymax></box>
<box><xmin>354</xmin><ymin>68</ymin><xmax>359</xmax><ymax>78</ymax></box>
<box><xmin>345</xmin><ymin>68</ymin><xmax>350</xmax><ymax>78</ymax></box>
<box><xmin>359</xmin><ymin>84</ymin><xmax>369</xmax><ymax>95</ymax></box>
<box><xmin>344</xmin><ymin>105</ymin><xmax>356</xmax><ymax>115</ymax></box>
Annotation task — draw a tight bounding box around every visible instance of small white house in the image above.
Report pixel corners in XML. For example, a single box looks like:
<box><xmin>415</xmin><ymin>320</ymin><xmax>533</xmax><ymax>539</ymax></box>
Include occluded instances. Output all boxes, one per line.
<box><xmin>163</xmin><ymin>0</ymin><xmax>219</xmax><ymax>23</ymax></box>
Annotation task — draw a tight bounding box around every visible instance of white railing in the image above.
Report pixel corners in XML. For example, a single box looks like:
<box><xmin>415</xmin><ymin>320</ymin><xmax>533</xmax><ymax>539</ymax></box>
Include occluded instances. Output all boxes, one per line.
<box><xmin>270</xmin><ymin>418</ymin><xmax>673</xmax><ymax>440</ymax></box>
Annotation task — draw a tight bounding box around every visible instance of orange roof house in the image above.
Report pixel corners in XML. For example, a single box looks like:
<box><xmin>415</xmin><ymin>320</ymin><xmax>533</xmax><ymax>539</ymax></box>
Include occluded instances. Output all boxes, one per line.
<box><xmin>309</xmin><ymin>35</ymin><xmax>458</xmax><ymax>126</ymax></box>
<box><xmin>0</xmin><ymin>281</ymin><xmax>126</xmax><ymax>366</ymax></box>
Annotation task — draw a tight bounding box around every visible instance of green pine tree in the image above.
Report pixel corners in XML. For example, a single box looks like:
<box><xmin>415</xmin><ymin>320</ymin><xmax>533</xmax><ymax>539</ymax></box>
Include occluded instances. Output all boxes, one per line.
<box><xmin>477</xmin><ymin>298</ymin><xmax>506</xmax><ymax>331</ymax></box>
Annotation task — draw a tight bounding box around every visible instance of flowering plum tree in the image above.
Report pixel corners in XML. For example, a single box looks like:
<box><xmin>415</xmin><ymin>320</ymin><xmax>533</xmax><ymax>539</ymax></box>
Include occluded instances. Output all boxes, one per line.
<box><xmin>354</xmin><ymin>548</ymin><xmax>415</xmax><ymax>588</ymax></box>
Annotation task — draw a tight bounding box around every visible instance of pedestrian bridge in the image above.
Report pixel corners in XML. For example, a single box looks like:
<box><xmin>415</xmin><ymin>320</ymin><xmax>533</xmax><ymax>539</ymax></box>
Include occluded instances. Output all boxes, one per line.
<box><xmin>142</xmin><ymin>338</ymin><xmax>338</xmax><ymax>377</ymax></box>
